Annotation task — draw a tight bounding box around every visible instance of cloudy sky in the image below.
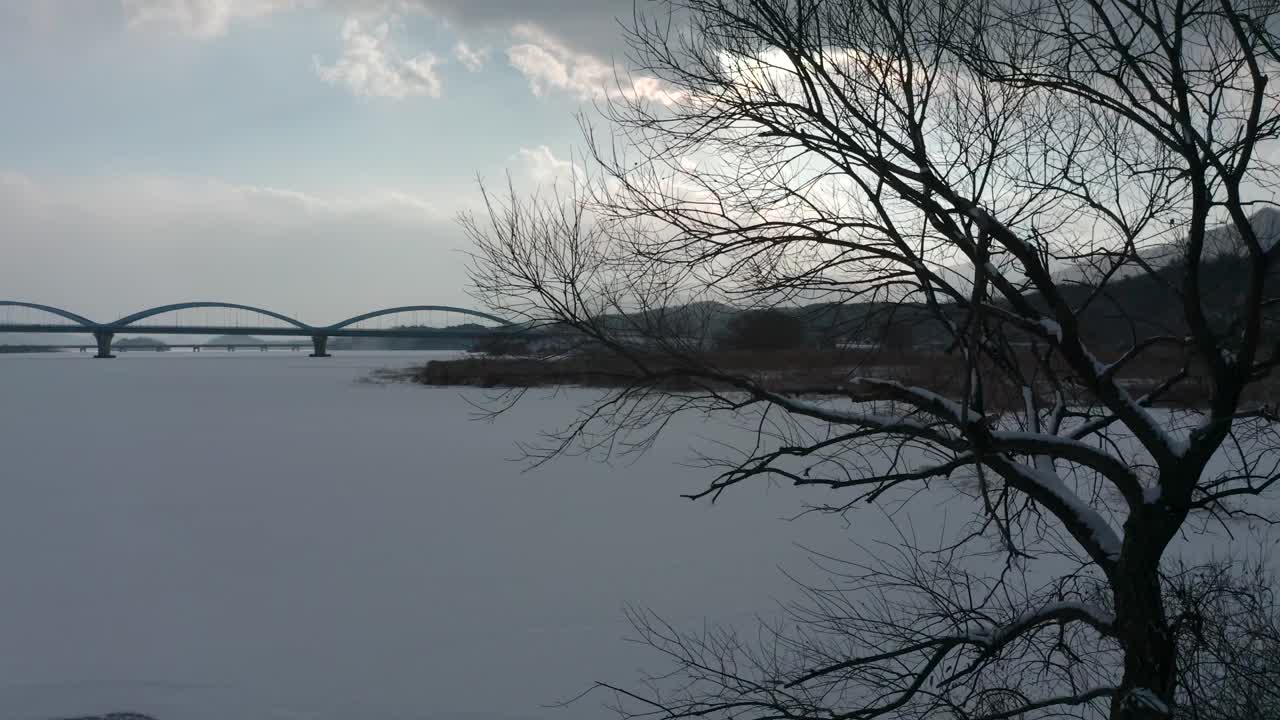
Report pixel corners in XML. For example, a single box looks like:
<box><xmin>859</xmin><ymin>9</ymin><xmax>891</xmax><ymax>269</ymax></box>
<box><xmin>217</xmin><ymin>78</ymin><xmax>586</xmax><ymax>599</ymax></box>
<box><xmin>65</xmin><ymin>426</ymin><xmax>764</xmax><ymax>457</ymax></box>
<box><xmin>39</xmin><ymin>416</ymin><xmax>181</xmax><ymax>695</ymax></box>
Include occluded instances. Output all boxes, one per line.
<box><xmin>0</xmin><ymin>0</ymin><xmax>647</xmax><ymax>323</ymax></box>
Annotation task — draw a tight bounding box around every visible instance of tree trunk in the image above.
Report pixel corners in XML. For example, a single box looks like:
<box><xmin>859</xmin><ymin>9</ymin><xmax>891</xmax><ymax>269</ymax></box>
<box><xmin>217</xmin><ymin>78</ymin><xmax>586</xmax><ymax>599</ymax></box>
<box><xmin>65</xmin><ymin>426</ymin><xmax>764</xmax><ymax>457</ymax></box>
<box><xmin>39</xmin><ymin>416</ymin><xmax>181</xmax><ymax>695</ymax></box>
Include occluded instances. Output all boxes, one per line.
<box><xmin>1112</xmin><ymin>561</ymin><xmax>1176</xmax><ymax>719</ymax></box>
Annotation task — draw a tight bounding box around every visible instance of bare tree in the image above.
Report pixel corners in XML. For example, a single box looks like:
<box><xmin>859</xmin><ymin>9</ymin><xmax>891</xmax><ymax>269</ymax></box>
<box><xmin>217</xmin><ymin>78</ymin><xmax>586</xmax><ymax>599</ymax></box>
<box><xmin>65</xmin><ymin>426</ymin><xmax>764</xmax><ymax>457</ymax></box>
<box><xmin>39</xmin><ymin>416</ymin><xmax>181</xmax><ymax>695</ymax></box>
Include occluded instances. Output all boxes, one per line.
<box><xmin>463</xmin><ymin>0</ymin><xmax>1280</xmax><ymax>718</ymax></box>
<box><xmin>1168</xmin><ymin>556</ymin><xmax>1280</xmax><ymax>719</ymax></box>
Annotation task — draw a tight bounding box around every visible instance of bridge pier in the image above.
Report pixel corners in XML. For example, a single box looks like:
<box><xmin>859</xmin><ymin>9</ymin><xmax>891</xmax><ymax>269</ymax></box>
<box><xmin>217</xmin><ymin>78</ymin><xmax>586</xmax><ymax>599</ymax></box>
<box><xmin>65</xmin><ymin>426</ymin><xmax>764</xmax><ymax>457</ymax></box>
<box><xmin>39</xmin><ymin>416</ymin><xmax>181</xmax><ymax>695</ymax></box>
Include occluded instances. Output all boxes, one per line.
<box><xmin>92</xmin><ymin>331</ymin><xmax>115</xmax><ymax>359</ymax></box>
<box><xmin>309</xmin><ymin>334</ymin><xmax>330</xmax><ymax>358</ymax></box>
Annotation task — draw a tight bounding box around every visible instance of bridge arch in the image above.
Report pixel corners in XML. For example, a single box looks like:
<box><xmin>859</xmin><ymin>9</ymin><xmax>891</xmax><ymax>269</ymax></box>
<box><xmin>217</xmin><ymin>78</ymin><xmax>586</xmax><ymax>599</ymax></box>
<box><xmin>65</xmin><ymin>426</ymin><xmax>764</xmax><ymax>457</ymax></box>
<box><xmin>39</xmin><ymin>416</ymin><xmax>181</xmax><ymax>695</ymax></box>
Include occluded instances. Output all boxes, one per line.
<box><xmin>109</xmin><ymin>302</ymin><xmax>313</xmax><ymax>330</ymax></box>
<box><xmin>324</xmin><ymin>305</ymin><xmax>512</xmax><ymax>331</ymax></box>
<box><xmin>0</xmin><ymin>301</ymin><xmax>98</xmax><ymax>327</ymax></box>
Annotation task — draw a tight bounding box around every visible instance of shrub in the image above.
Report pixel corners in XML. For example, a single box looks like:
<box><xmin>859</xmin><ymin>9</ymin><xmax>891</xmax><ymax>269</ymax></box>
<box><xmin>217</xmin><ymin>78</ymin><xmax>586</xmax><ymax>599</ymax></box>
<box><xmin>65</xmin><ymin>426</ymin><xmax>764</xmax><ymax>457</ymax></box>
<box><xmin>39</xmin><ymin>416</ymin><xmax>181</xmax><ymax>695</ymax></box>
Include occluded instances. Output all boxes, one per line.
<box><xmin>717</xmin><ymin>309</ymin><xmax>811</xmax><ymax>352</ymax></box>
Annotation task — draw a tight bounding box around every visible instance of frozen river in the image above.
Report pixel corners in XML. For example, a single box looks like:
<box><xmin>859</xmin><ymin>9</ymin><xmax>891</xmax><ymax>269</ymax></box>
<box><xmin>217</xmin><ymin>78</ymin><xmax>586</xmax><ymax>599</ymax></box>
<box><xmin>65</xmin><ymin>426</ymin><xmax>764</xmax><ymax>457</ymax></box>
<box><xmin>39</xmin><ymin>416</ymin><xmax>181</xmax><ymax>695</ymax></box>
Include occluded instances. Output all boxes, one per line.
<box><xmin>0</xmin><ymin>351</ymin><xmax>845</xmax><ymax>720</ymax></box>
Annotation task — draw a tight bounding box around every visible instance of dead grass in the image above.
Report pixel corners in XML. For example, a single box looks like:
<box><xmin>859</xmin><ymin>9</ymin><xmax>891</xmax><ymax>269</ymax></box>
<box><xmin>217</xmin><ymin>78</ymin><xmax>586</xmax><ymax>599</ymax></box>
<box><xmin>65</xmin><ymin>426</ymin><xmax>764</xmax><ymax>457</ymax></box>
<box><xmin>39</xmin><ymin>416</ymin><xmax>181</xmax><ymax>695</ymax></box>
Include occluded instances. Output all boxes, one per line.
<box><xmin>406</xmin><ymin>348</ymin><xmax>1278</xmax><ymax>410</ymax></box>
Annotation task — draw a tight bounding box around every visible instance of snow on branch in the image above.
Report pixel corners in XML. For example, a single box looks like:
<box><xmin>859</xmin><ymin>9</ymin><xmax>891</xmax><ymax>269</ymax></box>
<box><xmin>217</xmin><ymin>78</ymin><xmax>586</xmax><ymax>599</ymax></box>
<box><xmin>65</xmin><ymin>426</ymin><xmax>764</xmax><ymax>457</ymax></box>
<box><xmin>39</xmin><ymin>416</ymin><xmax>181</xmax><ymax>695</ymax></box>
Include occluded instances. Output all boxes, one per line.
<box><xmin>788</xmin><ymin>601</ymin><xmax>1116</xmax><ymax>690</ymax></box>
<box><xmin>975</xmin><ymin>687</ymin><xmax>1117</xmax><ymax>720</ymax></box>
<box><xmin>757</xmin><ymin>377</ymin><xmax>1128</xmax><ymax>564</ymax></box>
<box><xmin>965</xmin><ymin>600</ymin><xmax>1117</xmax><ymax>646</ymax></box>
<box><xmin>999</xmin><ymin>462</ymin><xmax>1124</xmax><ymax>561</ymax></box>
<box><xmin>824</xmin><ymin>379</ymin><xmax>1143</xmax><ymax>506</ymax></box>
<box><xmin>959</xmin><ymin>206</ymin><xmax>1186</xmax><ymax>467</ymax></box>
<box><xmin>988</xmin><ymin>430</ymin><xmax>1143</xmax><ymax>505</ymax></box>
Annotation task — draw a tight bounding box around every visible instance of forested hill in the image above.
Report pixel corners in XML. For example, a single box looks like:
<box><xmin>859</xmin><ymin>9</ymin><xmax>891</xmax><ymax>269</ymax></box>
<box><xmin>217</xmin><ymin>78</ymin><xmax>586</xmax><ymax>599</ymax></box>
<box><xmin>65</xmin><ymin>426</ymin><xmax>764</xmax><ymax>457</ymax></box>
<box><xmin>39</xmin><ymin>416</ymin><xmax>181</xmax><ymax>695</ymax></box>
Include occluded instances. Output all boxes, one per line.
<box><xmin>587</xmin><ymin>210</ymin><xmax>1280</xmax><ymax>352</ymax></box>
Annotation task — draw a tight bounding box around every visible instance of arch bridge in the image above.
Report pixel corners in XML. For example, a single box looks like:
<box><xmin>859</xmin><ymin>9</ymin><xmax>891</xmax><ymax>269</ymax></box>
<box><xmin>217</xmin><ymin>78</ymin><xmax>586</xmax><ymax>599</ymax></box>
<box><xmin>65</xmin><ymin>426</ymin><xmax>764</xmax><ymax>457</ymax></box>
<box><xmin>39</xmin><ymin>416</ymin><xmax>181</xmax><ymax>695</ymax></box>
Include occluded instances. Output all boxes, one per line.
<box><xmin>0</xmin><ymin>301</ymin><xmax>519</xmax><ymax>358</ymax></box>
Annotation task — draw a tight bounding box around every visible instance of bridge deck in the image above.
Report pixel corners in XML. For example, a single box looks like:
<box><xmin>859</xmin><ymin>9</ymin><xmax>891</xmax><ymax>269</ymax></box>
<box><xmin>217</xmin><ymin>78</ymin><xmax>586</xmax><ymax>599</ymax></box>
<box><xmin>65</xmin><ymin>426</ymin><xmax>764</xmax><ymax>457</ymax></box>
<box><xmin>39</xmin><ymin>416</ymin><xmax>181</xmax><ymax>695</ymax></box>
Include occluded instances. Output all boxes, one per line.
<box><xmin>0</xmin><ymin>325</ymin><xmax>512</xmax><ymax>338</ymax></box>
<box><xmin>0</xmin><ymin>301</ymin><xmax>525</xmax><ymax>357</ymax></box>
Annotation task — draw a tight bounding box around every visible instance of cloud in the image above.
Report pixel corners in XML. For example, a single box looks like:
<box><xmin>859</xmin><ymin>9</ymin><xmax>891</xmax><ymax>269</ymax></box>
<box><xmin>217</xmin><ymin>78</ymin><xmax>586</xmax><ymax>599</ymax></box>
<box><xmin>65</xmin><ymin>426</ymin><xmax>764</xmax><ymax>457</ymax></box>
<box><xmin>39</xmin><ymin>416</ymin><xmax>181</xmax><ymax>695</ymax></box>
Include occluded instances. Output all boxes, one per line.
<box><xmin>0</xmin><ymin>171</ymin><xmax>474</xmax><ymax>320</ymax></box>
<box><xmin>514</xmin><ymin>145</ymin><xmax>582</xmax><ymax>185</ymax></box>
<box><xmin>118</xmin><ymin>2</ymin><xmax>676</xmax><ymax>104</ymax></box>
<box><xmin>315</xmin><ymin>17</ymin><xmax>443</xmax><ymax>99</ymax></box>
<box><xmin>403</xmin><ymin>0</ymin><xmax>636</xmax><ymax>59</ymax></box>
<box><xmin>452</xmin><ymin>40</ymin><xmax>486</xmax><ymax>72</ymax></box>
<box><xmin>505</xmin><ymin>23</ymin><xmax>680</xmax><ymax>105</ymax></box>
<box><xmin>122</xmin><ymin>0</ymin><xmax>311</xmax><ymax>38</ymax></box>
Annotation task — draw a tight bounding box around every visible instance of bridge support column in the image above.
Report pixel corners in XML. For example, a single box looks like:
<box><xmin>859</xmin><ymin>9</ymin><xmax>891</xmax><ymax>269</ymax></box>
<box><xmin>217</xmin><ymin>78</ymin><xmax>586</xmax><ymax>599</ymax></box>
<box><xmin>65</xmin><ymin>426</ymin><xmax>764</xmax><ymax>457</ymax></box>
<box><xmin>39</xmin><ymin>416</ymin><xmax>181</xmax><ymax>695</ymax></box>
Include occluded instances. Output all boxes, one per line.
<box><xmin>309</xmin><ymin>334</ymin><xmax>330</xmax><ymax>358</ymax></box>
<box><xmin>92</xmin><ymin>331</ymin><xmax>115</xmax><ymax>359</ymax></box>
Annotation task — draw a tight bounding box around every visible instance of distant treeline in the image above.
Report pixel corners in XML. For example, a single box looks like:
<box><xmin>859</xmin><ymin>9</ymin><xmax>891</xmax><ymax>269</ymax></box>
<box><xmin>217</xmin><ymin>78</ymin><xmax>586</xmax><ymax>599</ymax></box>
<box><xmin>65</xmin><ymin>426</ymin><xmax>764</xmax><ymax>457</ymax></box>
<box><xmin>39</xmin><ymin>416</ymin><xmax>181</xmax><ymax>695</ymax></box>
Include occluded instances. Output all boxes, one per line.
<box><xmin>329</xmin><ymin>323</ymin><xmax>489</xmax><ymax>351</ymax></box>
<box><xmin>330</xmin><ymin>337</ymin><xmax>479</xmax><ymax>351</ymax></box>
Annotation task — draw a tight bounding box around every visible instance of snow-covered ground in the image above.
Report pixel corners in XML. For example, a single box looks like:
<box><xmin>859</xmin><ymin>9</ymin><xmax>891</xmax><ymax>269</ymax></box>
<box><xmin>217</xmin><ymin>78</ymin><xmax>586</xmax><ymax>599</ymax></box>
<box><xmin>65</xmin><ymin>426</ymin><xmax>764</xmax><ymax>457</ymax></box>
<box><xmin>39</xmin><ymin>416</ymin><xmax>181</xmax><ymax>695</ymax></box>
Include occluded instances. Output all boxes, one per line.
<box><xmin>0</xmin><ymin>352</ymin><xmax>853</xmax><ymax>720</ymax></box>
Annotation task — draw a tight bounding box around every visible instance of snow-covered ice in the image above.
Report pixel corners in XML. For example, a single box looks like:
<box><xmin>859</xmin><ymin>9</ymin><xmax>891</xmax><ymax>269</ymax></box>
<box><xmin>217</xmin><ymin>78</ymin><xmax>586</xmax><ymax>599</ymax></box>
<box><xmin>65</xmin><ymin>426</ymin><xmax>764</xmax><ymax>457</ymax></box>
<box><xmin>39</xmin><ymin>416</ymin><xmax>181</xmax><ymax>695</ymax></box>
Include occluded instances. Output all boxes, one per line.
<box><xmin>0</xmin><ymin>351</ymin><xmax>1273</xmax><ymax>720</ymax></box>
<box><xmin>0</xmin><ymin>352</ymin><xmax>851</xmax><ymax>720</ymax></box>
